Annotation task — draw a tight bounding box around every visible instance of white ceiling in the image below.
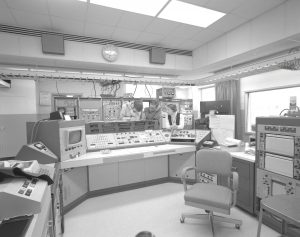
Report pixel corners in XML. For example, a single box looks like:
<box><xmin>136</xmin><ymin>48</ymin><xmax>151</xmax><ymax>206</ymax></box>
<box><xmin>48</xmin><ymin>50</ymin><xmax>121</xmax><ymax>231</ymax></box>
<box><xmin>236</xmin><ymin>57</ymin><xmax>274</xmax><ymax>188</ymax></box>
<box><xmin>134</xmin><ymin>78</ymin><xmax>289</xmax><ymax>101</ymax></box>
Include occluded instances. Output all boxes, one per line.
<box><xmin>0</xmin><ymin>0</ymin><xmax>286</xmax><ymax>51</ymax></box>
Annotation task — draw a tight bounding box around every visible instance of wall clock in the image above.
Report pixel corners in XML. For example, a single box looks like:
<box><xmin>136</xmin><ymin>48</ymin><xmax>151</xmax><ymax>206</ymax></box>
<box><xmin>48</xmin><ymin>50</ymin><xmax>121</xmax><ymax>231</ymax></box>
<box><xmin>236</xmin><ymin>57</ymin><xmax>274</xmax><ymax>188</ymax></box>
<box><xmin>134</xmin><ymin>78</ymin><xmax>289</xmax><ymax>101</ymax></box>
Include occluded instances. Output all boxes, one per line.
<box><xmin>102</xmin><ymin>44</ymin><xmax>119</xmax><ymax>62</ymax></box>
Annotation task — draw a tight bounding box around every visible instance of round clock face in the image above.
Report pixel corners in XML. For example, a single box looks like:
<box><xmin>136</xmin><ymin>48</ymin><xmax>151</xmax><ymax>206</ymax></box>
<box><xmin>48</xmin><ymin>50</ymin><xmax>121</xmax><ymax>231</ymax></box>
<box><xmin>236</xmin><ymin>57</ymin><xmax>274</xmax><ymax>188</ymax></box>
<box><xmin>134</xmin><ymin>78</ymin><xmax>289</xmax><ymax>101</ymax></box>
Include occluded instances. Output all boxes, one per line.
<box><xmin>102</xmin><ymin>44</ymin><xmax>119</xmax><ymax>62</ymax></box>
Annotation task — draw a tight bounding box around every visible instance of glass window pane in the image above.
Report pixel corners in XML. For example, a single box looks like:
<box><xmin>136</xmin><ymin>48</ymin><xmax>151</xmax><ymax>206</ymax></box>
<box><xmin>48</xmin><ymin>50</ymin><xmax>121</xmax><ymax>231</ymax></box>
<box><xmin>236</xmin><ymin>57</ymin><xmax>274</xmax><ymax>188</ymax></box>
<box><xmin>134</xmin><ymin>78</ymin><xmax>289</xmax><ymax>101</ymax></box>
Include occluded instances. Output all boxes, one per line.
<box><xmin>247</xmin><ymin>87</ymin><xmax>300</xmax><ymax>132</ymax></box>
<box><xmin>201</xmin><ymin>87</ymin><xmax>215</xmax><ymax>101</ymax></box>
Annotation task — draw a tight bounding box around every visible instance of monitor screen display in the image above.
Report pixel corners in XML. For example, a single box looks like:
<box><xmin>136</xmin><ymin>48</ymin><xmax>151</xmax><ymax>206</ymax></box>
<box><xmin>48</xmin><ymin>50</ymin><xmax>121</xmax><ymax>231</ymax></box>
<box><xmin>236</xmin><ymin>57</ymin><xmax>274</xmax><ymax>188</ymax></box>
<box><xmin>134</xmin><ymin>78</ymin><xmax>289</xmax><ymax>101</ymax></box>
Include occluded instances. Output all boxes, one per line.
<box><xmin>69</xmin><ymin>130</ymin><xmax>82</xmax><ymax>144</ymax></box>
<box><xmin>271</xmin><ymin>180</ymin><xmax>286</xmax><ymax>196</ymax></box>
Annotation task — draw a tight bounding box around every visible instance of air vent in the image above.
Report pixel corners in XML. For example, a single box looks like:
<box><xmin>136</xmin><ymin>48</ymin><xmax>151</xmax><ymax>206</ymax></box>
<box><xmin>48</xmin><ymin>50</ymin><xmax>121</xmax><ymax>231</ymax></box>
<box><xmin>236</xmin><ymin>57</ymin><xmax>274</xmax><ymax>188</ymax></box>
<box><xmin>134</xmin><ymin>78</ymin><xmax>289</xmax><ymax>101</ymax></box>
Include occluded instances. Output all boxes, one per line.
<box><xmin>0</xmin><ymin>24</ymin><xmax>192</xmax><ymax>56</ymax></box>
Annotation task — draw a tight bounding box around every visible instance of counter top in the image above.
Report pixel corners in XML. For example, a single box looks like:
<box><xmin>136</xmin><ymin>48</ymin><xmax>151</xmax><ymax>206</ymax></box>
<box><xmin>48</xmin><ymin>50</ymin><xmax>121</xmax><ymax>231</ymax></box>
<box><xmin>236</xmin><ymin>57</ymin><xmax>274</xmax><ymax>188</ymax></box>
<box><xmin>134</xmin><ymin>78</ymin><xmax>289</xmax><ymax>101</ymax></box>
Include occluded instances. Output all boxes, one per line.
<box><xmin>230</xmin><ymin>151</ymin><xmax>255</xmax><ymax>163</ymax></box>
<box><xmin>61</xmin><ymin>144</ymin><xmax>196</xmax><ymax>169</ymax></box>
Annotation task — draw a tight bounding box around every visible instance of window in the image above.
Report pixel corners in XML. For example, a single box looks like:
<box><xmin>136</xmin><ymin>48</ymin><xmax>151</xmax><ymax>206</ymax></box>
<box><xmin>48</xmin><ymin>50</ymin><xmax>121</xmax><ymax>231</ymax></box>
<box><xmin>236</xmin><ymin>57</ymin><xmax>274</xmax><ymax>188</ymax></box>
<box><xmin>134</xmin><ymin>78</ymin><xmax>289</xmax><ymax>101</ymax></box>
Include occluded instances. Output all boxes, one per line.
<box><xmin>201</xmin><ymin>86</ymin><xmax>215</xmax><ymax>101</ymax></box>
<box><xmin>247</xmin><ymin>86</ymin><xmax>300</xmax><ymax>132</ymax></box>
<box><xmin>125</xmin><ymin>84</ymin><xmax>161</xmax><ymax>98</ymax></box>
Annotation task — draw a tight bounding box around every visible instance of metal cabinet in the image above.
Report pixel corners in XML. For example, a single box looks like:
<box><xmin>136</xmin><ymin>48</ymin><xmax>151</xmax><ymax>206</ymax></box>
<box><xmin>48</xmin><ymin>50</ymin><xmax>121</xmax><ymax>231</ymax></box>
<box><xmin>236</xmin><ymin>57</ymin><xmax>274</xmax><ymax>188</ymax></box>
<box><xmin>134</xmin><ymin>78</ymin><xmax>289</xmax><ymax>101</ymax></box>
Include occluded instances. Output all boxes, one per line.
<box><xmin>119</xmin><ymin>159</ymin><xmax>145</xmax><ymax>185</ymax></box>
<box><xmin>232</xmin><ymin>158</ymin><xmax>255</xmax><ymax>214</ymax></box>
<box><xmin>144</xmin><ymin>156</ymin><xmax>168</xmax><ymax>181</ymax></box>
<box><xmin>169</xmin><ymin>152</ymin><xmax>195</xmax><ymax>179</ymax></box>
<box><xmin>62</xmin><ymin>167</ymin><xmax>88</xmax><ymax>207</ymax></box>
<box><xmin>89</xmin><ymin>163</ymin><xmax>119</xmax><ymax>191</ymax></box>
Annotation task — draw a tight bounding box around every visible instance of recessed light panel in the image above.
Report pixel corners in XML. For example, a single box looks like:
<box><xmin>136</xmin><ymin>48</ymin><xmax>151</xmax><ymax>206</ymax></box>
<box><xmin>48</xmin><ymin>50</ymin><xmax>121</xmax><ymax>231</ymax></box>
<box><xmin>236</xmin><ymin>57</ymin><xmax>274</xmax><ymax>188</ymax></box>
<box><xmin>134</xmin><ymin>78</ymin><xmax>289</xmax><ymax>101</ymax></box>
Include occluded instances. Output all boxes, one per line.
<box><xmin>158</xmin><ymin>0</ymin><xmax>225</xmax><ymax>28</ymax></box>
<box><xmin>90</xmin><ymin>0</ymin><xmax>169</xmax><ymax>16</ymax></box>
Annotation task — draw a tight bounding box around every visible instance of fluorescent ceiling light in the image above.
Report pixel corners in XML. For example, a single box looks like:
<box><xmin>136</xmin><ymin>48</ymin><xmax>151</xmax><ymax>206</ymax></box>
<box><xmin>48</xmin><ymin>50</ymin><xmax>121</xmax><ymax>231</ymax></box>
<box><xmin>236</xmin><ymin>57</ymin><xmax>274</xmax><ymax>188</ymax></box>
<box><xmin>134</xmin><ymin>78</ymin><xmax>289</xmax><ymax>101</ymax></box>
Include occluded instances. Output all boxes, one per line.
<box><xmin>104</xmin><ymin>73</ymin><xmax>123</xmax><ymax>77</ymax></box>
<box><xmin>144</xmin><ymin>75</ymin><xmax>160</xmax><ymax>79</ymax></box>
<box><xmin>58</xmin><ymin>70</ymin><xmax>79</xmax><ymax>74</ymax></box>
<box><xmin>77</xmin><ymin>0</ymin><xmax>87</xmax><ymax>2</ymax></box>
<box><xmin>161</xmin><ymin>76</ymin><xmax>176</xmax><ymax>80</ymax></box>
<box><xmin>82</xmin><ymin>72</ymin><xmax>103</xmax><ymax>75</ymax></box>
<box><xmin>90</xmin><ymin>0</ymin><xmax>169</xmax><ymax>16</ymax></box>
<box><xmin>158</xmin><ymin>0</ymin><xmax>225</xmax><ymax>28</ymax></box>
<box><xmin>6</xmin><ymin>67</ymin><xmax>28</xmax><ymax>71</ymax></box>
<box><xmin>125</xmin><ymin>74</ymin><xmax>142</xmax><ymax>78</ymax></box>
<box><xmin>30</xmin><ymin>69</ymin><xmax>56</xmax><ymax>73</ymax></box>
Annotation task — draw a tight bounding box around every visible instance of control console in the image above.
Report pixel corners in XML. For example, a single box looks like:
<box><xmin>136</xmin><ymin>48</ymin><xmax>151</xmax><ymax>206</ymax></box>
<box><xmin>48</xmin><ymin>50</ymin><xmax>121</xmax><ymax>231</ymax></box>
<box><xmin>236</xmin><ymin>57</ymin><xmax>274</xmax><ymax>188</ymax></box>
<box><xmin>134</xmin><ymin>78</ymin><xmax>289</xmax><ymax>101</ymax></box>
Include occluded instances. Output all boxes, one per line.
<box><xmin>256</xmin><ymin>168</ymin><xmax>300</xmax><ymax>199</ymax></box>
<box><xmin>102</xmin><ymin>99</ymin><xmax>122</xmax><ymax>121</ymax></box>
<box><xmin>170</xmin><ymin>129</ymin><xmax>196</xmax><ymax>142</ymax></box>
<box><xmin>86</xmin><ymin>130</ymin><xmax>166</xmax><ymax>151</ymax></box>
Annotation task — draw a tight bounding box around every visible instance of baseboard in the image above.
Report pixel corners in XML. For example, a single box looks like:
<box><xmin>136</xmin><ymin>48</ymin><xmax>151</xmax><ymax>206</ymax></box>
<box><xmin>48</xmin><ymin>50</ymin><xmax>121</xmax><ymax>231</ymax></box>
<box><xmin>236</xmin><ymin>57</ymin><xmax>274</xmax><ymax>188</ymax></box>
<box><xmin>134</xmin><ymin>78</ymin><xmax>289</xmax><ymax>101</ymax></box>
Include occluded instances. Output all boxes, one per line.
<box><xmin>89</xmin><ymin>178</ymin><xmax>169</xmax><ymax>198</ymax></box>
<box><xmin>169</xmin><ymin>177</ymin><xmax>195</xmax><ymax>185</ymax></box>
<box><xmin>63</xmin><ymin>193</ymin><xmax>89</xmax><ymax>215</ymax></box>
<box><xmin>63</xmin><ymin>178</ymin><xmax>186</xmax><ymax>214</ymax></box>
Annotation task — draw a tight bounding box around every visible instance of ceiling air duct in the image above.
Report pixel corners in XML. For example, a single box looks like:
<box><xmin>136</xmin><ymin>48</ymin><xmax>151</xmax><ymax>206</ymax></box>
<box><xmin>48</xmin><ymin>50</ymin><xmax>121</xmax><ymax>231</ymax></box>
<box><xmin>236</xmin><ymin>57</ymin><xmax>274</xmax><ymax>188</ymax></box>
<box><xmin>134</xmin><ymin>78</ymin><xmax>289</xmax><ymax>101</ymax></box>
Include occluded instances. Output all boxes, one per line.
<box><xmin>278</xmin><ymin>58</ymin><xmax>300</xmax><ymax>70</ymax></box>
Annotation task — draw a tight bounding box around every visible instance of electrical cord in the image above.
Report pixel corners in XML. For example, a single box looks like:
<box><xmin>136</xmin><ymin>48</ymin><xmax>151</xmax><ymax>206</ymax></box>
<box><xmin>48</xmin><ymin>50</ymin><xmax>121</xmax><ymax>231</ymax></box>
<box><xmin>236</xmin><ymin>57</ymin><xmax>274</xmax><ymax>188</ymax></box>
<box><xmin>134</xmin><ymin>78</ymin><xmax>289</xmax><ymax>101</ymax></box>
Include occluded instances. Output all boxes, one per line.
<box><xmin>114</xmin><ymin>83</ymin><xmax>120</xmax><ymax>96</ymax></box>
<box><xmin>55</xmin><ymin>80</ymin><xmax>60</xmax><ymax>96</ymax></box>
<box><xmin>30</xmin><ymin>118</ymin><xmax>47</xmax><ymax>143</ymax></box>
<box><xmin>279</xmin><ymin>106</ymin><xmax>300</xmax><ymax>116</ymax></box>
<box><xmin>279</xmin><ymin>108</ymin><xmax>289</xmax><ymax>116</ymax></box>
<box><xmin>92</xmin><ymin>80</ymin><xmax>97</xmax><ymax>97</ymax></box>
<box><xmin>145</xmin><ymin>84</ymin><xmax>151</xmax><ymax>98</ymax></box>
<box><xmin>133</xmin><ymin>83</ymin><xmax>138</xmax><ymax>96</ymax></box>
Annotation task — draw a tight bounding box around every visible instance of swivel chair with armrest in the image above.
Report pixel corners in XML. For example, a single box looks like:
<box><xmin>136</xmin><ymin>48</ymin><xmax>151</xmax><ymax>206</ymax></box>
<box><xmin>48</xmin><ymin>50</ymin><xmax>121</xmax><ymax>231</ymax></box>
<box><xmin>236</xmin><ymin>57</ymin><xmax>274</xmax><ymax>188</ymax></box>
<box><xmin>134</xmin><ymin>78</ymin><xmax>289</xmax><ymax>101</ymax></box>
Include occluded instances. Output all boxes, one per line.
<box><xmin>180</xmin><ymin>149</ymin><xmax>242</xmax><ymax>236</ymax></box>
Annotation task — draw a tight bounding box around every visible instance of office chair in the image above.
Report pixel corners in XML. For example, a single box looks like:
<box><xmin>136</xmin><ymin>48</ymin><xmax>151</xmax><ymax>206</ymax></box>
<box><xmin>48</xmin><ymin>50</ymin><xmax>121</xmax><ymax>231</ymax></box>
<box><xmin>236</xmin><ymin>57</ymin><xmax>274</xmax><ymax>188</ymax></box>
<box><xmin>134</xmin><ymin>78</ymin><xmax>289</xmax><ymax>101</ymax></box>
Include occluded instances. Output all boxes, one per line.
<box><xmin>180</xmin><ymin>149</ymin><xmax>242</xmax><ymax>236</ymax></box>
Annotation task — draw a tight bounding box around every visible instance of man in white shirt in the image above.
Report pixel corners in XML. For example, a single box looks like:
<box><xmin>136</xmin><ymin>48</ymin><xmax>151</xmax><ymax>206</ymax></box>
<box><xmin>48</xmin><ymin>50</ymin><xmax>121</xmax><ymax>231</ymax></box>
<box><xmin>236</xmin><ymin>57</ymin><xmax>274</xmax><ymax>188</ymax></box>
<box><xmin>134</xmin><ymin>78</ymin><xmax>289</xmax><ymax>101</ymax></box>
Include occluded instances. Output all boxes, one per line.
<box><xmin>165</xmin><ymin>104</ymin><xmax>184</xmax><ymax>129</ymax></box>
<box><xmin>120</xmin><ymin>100</ymin><xmax>143</xmax><ymax>120</ymax></box>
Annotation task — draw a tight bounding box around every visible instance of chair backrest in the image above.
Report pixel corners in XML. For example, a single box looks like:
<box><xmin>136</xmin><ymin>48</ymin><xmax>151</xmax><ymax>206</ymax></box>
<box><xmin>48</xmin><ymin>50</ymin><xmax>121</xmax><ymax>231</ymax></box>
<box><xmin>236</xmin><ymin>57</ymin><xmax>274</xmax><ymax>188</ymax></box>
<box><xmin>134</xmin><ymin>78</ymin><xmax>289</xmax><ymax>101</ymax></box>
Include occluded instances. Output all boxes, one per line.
<box><xmin>196</xmin><ymin>149</ymin><xmax>232</xmax><ymax>176</ymax></box>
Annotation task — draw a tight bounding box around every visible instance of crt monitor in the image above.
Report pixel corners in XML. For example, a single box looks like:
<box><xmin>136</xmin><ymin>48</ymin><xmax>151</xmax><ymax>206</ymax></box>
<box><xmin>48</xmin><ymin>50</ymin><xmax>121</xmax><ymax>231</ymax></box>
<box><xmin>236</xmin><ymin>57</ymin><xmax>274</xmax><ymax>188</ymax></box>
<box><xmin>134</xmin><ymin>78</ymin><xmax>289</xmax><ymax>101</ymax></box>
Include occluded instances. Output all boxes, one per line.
<box><xmin>200</xmin><ymin>100</ymin><xmax>230</xmax><ymax>117</ymax></box>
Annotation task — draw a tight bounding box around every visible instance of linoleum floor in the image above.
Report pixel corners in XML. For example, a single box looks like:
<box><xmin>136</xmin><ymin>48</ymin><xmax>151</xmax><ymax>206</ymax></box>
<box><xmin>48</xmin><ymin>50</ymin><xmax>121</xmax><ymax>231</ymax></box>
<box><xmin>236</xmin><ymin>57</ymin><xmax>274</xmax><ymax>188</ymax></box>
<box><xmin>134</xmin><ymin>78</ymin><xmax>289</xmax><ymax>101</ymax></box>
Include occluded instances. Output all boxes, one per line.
<box><xmin>64</xmin><ymin>183</ymin><xmax>279</xmax><ymax>237</ymax></box>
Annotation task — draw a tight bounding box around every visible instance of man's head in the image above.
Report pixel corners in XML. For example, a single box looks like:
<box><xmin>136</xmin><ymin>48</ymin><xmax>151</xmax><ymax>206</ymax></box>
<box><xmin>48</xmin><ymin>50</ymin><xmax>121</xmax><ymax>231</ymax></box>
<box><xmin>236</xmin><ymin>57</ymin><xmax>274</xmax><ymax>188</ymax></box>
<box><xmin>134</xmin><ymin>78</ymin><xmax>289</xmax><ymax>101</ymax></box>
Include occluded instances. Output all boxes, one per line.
<box><xmin>133</xmin><ymin>100</ymin><xmax>143</xmax><ymax>113</ymax></box>
<box><xmin>149</xmin><ymin>100</ymin><xmax>159</xmax><ymax>111</ymax></box>
<box><xmin>166</xmin><ymin>104</ymin><xmax>177</xmax><ymax>115</ymax></box>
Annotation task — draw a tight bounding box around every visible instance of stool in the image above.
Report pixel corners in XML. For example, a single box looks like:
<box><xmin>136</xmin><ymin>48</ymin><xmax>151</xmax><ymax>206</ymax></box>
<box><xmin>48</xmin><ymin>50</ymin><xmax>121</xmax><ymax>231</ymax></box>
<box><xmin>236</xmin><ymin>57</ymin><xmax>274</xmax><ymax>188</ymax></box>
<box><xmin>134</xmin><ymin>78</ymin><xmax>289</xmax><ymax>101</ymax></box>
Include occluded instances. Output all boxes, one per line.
<box><xmin>257</xmin><ymin>195</ymin><xmax>300</xmax><ymax>237</ymax></box>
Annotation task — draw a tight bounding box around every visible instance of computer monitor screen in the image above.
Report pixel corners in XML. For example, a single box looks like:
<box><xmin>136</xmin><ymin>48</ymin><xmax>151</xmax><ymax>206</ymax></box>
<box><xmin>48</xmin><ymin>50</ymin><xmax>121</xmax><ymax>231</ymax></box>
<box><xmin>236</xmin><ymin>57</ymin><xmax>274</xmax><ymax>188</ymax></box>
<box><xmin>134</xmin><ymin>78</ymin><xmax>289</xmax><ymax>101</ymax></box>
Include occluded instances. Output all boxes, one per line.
<box><xmin>200</xmin><ymin>100</ymin><xmax>230</xmax><ymax>116</ymax></box>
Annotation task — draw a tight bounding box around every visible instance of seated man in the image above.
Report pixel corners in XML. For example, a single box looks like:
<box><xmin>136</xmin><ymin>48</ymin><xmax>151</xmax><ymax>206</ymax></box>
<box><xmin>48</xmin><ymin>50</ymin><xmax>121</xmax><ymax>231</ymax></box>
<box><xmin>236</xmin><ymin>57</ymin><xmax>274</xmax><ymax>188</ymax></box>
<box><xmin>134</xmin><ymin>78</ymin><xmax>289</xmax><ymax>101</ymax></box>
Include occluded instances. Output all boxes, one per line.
<box><xmin>120</xmin><ymin>100</ymin><xmax>143</xmax><ymax>120</ymax></box>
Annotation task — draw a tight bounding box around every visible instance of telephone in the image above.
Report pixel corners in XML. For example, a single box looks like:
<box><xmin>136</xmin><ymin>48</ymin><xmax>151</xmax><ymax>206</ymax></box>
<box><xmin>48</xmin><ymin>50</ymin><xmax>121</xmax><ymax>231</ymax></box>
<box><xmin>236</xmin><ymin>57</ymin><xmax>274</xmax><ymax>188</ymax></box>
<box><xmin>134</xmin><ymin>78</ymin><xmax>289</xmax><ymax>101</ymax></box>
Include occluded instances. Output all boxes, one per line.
<box><xmin>0</xmin><ymin>160</ymin><xmax>54</xmax><ymax>185</ymax></box>
<box><xmin>202</xmin><ymin>140</ymin><xmax>218</xmax><ymax>148</ymax></box>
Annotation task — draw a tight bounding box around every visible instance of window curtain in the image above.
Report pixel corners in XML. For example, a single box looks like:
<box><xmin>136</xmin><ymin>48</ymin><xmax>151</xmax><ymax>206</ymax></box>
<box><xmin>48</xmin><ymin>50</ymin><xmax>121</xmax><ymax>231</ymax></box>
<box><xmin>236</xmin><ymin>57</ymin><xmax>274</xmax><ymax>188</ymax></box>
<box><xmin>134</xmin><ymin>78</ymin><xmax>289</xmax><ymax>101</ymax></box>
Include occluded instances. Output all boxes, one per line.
<box><xmin>215</xmin><ymin>79</ymin><xmax>241</xmax><ymax>139</ymax></box>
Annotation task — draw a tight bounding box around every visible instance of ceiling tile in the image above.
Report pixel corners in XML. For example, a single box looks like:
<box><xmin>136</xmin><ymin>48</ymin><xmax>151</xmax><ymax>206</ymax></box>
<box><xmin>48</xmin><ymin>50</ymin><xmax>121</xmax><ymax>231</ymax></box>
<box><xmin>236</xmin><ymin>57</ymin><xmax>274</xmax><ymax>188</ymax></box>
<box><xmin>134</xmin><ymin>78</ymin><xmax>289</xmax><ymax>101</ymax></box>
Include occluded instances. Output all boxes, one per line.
<box><xmin>177</xmin><ymin>39</ymin><xmax>202</xmax><ymax>50</ymax></box>
<box><xmin>84</xmin><ymin>22</ymin><xmax>115</xmax><ymax>39</ymax></box>
<box><xmin>6</xmin><ymin>0</ymin><xmax>49</xmax><ymax>14</ymax></box>
<box><xmin>111</xmin><ymin>28</ymin><xmax>140</xmax><ymax>43</ymax></box>
<box><xmin>160</xmin><ymin>36</ymin><xmax>186</xmax><ymax>48</ymax></box>
<box><xmin>144</xmin><ymin>18</ymin><xmax>180</xmax><ymax>36</ymax></box>
<box><xmin>11</xmin><ymin>9</ymin><xmax>52</xmax><ymax>30</ymax></box>
<box><xmin>168</xmin><ymin>24</ymin><xmax>202</xmax><ymax>40</ymax></box>
<box><xmin>135</xmin><ymin>32</ymin><xmax>165</xmax><ymax>46</ymax></box>
<box><xmin>204</xmin><ymin>0</ymin><xmax>246</xmax><ymax>13</ymax></box>
<box><xmin>0</xmin><ymin>0</ymin><xmax>8</xmax><ymax>8</ymax></box>
<box><xmin>86</xmin><ymin>4</ymin><xmax>123</xmax><ymax>27</ymax></box>
<box><xmin>48</xmin><ymin>0</ymin><xmax>88</xmax><ymax>21</ymax></box>
<box><xmin>0</xmin><ymin>4</ymin><xmax>16</xmax><ymax>25</ymax></box>
<box><xmin>51</xmin><ymin>16</ymin><xmax>85</xmax><ymax>35</ymax></box>
<box><xmin>179</xmin><ymin>0</ymin><xmax>209</xmax><ymax>7</ymax></box>
<box><xmin>116</xmin><ymin>12</ymin><xmax>153</xmax><ymax>31</ymax></box>
<box><xmin>231</xmin><ymin>0</ymin><xmax>285</xmax><ymax>19</ymax></box>
<box><xmin>191</xmin><ymin>28</ymin><xmax>224</xmax><ymax>46</ymax></box>
<box><xmin>208</xmin><ymin>13</ymin><xmax>248</xmax><ymax>33</ymax></box>
<box><xmin>173</xmin><ymin>0</ymin><xmax>245</xmax><ymax>13</ymax></box>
